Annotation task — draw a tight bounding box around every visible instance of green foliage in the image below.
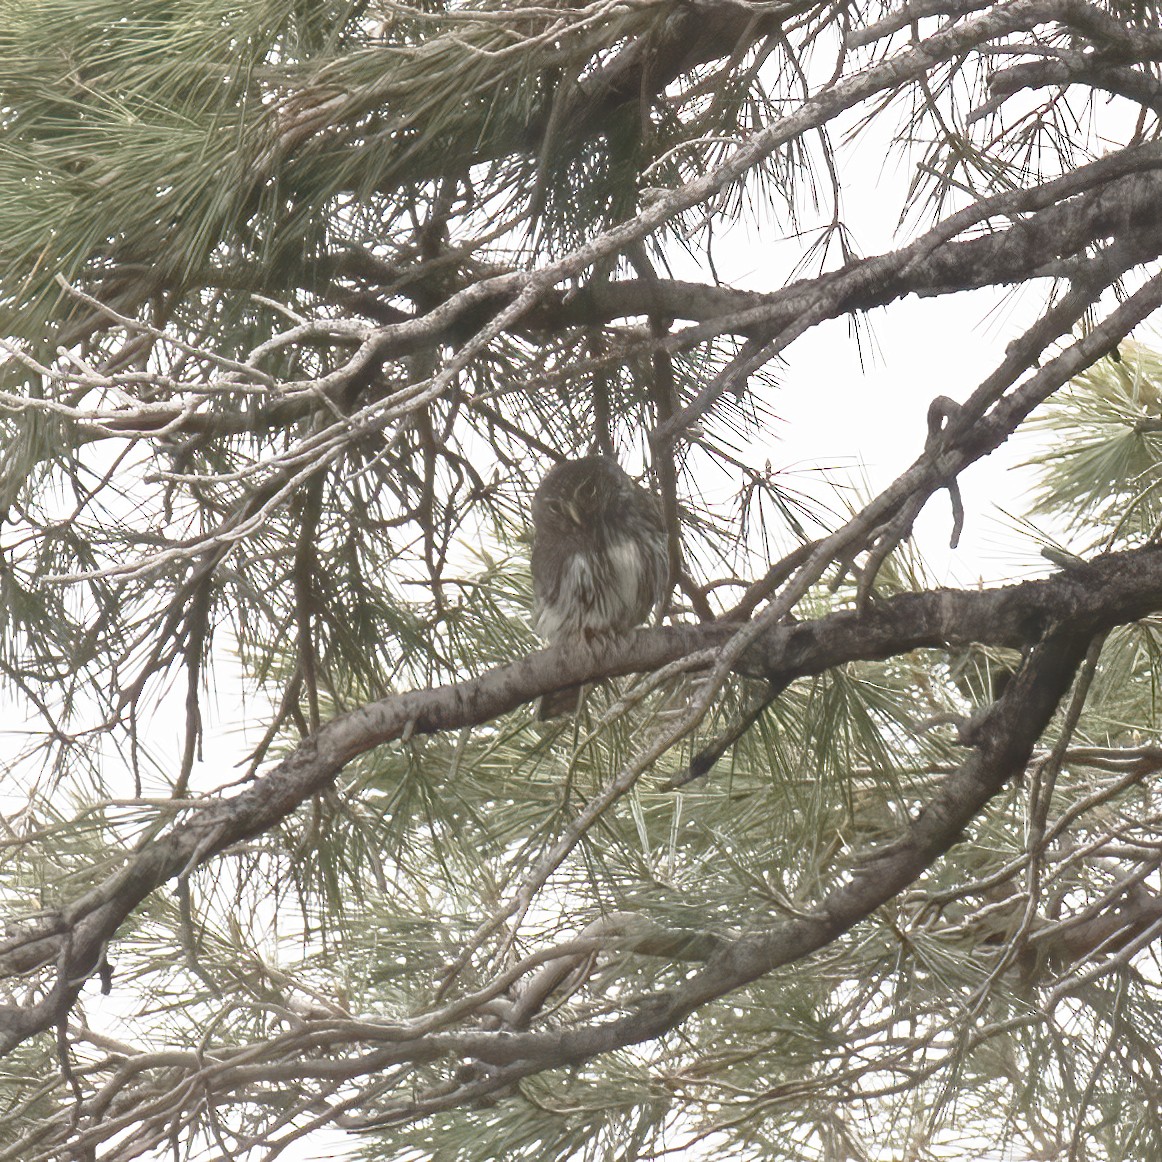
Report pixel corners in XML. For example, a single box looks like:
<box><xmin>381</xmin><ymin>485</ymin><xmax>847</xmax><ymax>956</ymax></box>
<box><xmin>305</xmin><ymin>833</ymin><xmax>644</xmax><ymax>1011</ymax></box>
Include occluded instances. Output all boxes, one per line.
<box><xmin>1028</xmin><ymin>342</ymin><xmax>1162</xmax><ymax>545</ymax></box>
<box><xmin>0</xmin><ymin>0</ymin><xmax>791</xmax><ymax>346</ymax></box>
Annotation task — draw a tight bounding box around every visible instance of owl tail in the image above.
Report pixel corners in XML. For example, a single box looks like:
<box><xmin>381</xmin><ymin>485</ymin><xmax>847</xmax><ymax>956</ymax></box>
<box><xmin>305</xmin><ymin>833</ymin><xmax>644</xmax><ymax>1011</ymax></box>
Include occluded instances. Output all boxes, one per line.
<box><xmin>538</xmin><ymin>682</ymin><xmax>584</xmax><ymax>719</ymax></box>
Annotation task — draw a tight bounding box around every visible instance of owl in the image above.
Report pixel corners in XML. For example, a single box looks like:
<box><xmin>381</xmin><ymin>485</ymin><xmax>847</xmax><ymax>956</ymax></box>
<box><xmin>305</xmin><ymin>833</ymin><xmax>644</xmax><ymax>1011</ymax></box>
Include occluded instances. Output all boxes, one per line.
<box><xmin>531</xmin><ymin>457</ymin><xmax>668</xmax><ymax>716</ymax></box>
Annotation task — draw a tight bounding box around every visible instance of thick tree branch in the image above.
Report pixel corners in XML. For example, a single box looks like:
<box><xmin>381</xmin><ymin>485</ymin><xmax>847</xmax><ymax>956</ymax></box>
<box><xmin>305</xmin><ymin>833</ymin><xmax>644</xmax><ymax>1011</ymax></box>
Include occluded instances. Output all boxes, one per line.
<box><xmin>985</xmin><ymin>57</ymin><xmax>1162</xmax><ymax>115</ymax></box>
<box><xmin>73</xmin><ymin>620</ymin><xmax>1091</xmax><ymax>1133</ymax></box>
<box><xmin>22</xmin><ymin>142</ymin><xmax>1161</xmax><ymax>479</ymax></box>
<box><xmin>5</xmin><ymin>544</ymin><xmax>1162</xmax><ymax>1054</ymax></box>
<box><xmin>31</xmin><ymin>0</ymin><xmax>1136</xmax><ymax>365</ymax></box>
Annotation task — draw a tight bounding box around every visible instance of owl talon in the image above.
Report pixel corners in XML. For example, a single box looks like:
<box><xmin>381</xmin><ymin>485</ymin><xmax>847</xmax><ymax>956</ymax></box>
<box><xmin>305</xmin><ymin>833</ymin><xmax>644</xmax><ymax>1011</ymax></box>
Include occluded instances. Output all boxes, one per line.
<box><xmin>538</xmin><ymin>683</ymin><xmax>584</xmax><ymax>720</ymax></box>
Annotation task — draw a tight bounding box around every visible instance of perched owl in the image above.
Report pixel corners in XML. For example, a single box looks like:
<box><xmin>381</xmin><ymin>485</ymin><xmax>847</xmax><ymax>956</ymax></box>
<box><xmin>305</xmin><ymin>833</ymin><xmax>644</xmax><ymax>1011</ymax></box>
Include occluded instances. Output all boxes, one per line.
<box><xmin>531</xmin><ymin>457</ymin><xmax>668</xmax><ymax>716</ymax></box>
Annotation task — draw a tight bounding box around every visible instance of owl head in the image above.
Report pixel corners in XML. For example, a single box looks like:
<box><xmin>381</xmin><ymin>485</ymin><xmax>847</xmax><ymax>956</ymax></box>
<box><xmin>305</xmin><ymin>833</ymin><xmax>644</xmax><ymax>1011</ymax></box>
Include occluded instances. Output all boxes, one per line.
<box><xmin>531</xmin><ymin>456</ymin><xmax>630</xmax><ymax>535</ymax></box>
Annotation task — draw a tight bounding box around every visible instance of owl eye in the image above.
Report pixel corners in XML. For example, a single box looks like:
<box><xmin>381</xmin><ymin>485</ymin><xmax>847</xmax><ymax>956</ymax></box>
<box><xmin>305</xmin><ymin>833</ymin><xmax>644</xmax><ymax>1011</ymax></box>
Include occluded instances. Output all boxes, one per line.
<box><xmin>542</xmin><ymin>497</ymin><xmax>582</xmax><ymax>527</ymax></box>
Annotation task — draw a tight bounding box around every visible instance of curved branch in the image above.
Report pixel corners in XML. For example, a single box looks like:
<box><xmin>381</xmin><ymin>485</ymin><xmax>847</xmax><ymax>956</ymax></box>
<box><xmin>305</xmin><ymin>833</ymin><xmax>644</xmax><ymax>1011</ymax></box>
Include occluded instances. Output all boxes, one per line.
<box><xmin>985</xmin><ymin>57</ymin><xmax>1162</xmax><ymax>115</ymax></box>
<box><xmin>5</xmin><ymin>544</ymin><xmax>1162</xmax><ymax>1053</ymax></box>
<box><xmin>24</xmin><ymin>143</ymin><xmax>1161</xmax><ymax>475</ymax></box>
<box><xmin>67</xmin><ymin>621</ymin><xmax>1091</xmax><ymax>1135</ymax></box>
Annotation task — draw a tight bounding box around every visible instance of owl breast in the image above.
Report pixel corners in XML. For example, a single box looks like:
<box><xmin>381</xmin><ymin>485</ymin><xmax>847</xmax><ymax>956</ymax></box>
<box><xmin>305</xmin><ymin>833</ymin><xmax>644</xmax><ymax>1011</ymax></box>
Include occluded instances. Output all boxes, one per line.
<box><xmin>533</xmin><ymin>536</ymin><xmax>658</xmax><ymax>644</ymax></box>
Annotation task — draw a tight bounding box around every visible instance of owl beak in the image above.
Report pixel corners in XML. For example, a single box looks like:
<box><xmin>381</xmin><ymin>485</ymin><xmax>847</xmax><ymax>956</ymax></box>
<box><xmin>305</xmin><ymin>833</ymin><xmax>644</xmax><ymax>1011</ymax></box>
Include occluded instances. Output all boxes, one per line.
<box><xmin>565</xmin><ymin>500</ymin><xmax>584</xmax><ymax>527</ymax></box>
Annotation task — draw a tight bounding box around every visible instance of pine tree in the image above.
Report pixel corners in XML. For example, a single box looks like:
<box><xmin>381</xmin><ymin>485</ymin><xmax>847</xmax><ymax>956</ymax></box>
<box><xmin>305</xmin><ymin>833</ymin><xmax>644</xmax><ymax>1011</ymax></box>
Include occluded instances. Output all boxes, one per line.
<box><xmin>2</xmin><ymin>1</ymin><xmax>1162</xmax><ymax>1158</ymax></box>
